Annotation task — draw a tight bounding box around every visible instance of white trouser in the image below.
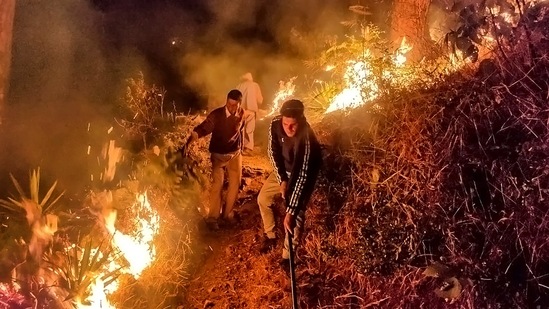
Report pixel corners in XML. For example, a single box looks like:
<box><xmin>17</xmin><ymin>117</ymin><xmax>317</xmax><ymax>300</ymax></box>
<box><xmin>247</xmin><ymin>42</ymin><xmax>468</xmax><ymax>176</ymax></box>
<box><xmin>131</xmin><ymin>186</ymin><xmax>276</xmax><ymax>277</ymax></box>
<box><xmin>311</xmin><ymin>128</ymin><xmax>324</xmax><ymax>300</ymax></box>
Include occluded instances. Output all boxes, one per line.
<box><xmin>243</xmin><ymin>111</ymin><xmax>256</xmax><ymax>151</ymax></box>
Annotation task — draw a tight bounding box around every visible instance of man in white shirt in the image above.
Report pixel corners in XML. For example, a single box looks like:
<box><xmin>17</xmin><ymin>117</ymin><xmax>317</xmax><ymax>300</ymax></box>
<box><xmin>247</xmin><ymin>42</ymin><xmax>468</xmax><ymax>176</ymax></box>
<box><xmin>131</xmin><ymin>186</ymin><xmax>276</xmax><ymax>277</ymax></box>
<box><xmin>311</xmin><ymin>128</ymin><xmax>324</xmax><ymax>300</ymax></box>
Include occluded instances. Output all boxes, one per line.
<box><xmin>236</xmin><ymin>72</ymin><xmax>263</xmax><ymax>156</ymax></box>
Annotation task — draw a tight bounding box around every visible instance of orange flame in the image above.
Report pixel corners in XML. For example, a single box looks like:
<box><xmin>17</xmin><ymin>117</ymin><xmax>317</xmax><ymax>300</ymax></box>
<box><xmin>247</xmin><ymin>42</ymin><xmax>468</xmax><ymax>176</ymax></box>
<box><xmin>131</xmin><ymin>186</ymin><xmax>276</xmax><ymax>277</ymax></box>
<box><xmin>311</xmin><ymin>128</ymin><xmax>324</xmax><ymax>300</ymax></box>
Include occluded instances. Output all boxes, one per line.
<box><xmin>325</xmin><ymin>37</ymin><xmax>412</xmax><ymax>113</ymax></box>
<box><xmin>104</xmin><ymin>192</ymin><xmax>159</xmax><ymax>278</ymax></box>
<box><xmin>267</xmin><ymin>77</ymin><xmax>297</xmax><ymax>117</ymax></box>
<box><xmin>76</xmin><ymin>277</ymin><xmax>116</xmax><ymax>309</ymax></box>
<box><xmin>76</xmin><ymin>192</ymin><xmax>159</xmax><ymax>308</ymax></box>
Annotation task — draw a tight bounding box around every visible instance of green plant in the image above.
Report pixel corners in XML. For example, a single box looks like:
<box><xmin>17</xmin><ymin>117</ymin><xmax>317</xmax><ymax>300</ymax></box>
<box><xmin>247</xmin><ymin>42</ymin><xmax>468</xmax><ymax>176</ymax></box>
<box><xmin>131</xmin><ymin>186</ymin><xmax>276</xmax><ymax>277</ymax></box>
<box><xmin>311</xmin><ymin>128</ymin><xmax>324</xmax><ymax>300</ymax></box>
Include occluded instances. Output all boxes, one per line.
<box><xmin>134</xmin><ymin>145</ymin><xmax>207</xmax><ymax>220</ymax></box>
<box><xmin>0</xmin><ymin>168</ymin><xmax>65</xmax><ymax>263</ymax></box>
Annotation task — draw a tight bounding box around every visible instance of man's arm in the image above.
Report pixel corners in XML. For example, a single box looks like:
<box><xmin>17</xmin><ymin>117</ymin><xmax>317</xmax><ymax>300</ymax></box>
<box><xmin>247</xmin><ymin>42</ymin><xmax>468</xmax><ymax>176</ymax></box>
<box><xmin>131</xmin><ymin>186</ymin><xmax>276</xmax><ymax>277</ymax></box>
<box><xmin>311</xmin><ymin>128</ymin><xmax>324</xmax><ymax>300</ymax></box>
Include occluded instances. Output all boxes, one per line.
<box><xmin>267</xmin><ymin>118</ymin><xmax>288</xmax><ymax>184</ymax></box>
<box><xmin>193</xmin><ymin>111</ymin><xmax>217</xmax><ymax>138</ymax></box>
<box><xmin>184</xmin><ymin>111</ymin><xmax>216</xmax><ymax>153</ymax></box>
<box><xmin>286</xmin><ymin>131</ymin><xmax>312</xmax><ymax>215</ymax></box>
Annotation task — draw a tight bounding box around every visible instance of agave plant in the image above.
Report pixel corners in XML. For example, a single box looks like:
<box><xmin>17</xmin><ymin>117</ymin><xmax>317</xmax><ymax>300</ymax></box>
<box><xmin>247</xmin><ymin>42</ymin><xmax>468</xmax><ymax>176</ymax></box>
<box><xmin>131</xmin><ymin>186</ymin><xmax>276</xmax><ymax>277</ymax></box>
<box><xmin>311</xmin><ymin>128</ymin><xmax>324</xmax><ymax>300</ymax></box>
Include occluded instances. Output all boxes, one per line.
<box><xmin>0</xmin><ymin>168</ymin><xmax>64</xmax><ymax>218</ymax></box>
<box><xmin>44</xmin><ymin>237</ymin><xmax>122</xmax><ymax>306</ymax></box>
<box><xmin>0</xmin><ymin>168</ymin><xmax>65</xmax><ymax>262</ymax></box>
<box><xmin>307</xmin><ymin>81</ymin><xmax>340</xmax><ymax>113</ymax></box>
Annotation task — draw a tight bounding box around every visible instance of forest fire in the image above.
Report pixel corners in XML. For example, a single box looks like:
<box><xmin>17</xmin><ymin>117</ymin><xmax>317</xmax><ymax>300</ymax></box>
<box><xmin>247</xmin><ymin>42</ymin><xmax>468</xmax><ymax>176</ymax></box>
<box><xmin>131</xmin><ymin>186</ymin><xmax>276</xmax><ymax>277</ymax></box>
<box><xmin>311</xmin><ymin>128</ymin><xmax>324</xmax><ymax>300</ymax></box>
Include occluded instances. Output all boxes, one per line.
<box><xmin>2</xmin><ymin>0</ymin><xmax>549</xmax><ymax>308</ymax></box>
<box><xmin>326</xmin><ymin>38</ymin><xmax>412</xmax><ymax>113</ymax></box>
<box><xmin>266</xmin><ymin>37</ymin><xmax>415</xmax><ymax>116</ymax></box>
<box><xmin>325</xmin><ymin>60</ymin><xmax>379</xmax><ymax>113</ymax></box>
<box><xmin>76</xmin><ymin>274</ymin><xmax>116</xmax><ymax>309</ymax></box>
<box><xmin>104</xmin><ymin>192</ymin><xmax>159</xmax><ymax>278</ymax></box>
<box><xmin>266</xmin><ymin>0</ymin><xmax>541</xmax><ymax>116</ymax></box>
<box><xmin>325</xmin><ymin>37</ymin><xmax>413</xmax><ymax>113</ymax></box>
<box><xmin>74</xmin><ymin>192</ymin><xmax>160</xmax><ymax>308</ymax></box>
<box><xmin>267</xmin><ymin>77</ymin><xmax>297</xmax><ymax>117</ymax></box>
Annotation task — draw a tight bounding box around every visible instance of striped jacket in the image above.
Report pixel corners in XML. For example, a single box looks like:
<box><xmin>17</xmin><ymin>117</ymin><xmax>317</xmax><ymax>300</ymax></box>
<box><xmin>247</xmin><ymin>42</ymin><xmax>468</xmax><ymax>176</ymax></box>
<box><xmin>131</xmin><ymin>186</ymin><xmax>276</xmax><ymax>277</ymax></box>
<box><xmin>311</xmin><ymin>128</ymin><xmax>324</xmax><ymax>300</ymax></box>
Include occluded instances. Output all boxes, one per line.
<box><xmin>268</xmin><ymin>116</ymin><xmax>322</xmax><ymax>215</ymax></box>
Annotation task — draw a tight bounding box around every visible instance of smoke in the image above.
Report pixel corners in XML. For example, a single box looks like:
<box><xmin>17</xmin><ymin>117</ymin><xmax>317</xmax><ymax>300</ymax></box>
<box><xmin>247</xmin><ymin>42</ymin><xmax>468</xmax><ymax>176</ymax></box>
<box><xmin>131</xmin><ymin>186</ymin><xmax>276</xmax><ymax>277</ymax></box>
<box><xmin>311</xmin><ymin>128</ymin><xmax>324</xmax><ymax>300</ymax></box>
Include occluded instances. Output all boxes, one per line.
<box><xmin>179</xmin><ymin>44</ymin><xmax>297</xmax><ymax>110</ymax></box>
<box><xmin>1</xmin><ymin>0</ymin><xmax>133</xmax><ymax>195</ymax></box>
<box><xmin>0</xmin><ymin>0</ymin><xmax>364</xmax><ymax>195</ymax></box>
<box><xmin>177</xmin><ymin>0</ymin><xmax>351</xmax><ymax>110</ymax></box>
<box><xmin>427</xmin><ymin>0</ymin><xmax>475</xmax><ymax>43</ymax></box>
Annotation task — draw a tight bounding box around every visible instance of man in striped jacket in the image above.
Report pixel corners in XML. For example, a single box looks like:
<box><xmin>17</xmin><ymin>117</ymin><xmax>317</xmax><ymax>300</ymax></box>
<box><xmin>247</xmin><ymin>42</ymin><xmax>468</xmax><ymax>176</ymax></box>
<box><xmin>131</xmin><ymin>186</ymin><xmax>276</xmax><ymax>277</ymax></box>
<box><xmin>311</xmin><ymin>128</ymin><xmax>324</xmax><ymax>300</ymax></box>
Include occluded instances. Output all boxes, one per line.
<box><xmin>257</xmin><ymin>99</ymin><xmax>322</xmax><ymax>262</ymax></box>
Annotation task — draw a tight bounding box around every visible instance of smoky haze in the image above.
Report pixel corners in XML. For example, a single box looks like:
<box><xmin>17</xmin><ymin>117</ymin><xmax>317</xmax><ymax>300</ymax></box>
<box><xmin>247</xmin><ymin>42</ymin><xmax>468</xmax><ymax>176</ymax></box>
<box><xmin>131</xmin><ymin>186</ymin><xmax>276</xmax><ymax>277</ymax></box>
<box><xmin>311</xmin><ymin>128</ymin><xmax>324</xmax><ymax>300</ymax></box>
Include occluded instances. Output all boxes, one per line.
<box><xmin>1</xmin><ymin>0</ymin><xmax>117</xmax><ymax>197</ymax></box>
<box><xmin>179</xmin><ymin>0</ymin><xmax>352</xmax><ymax>108</ymax></box>
<box><xmin>0</xmin><ymin>0</ymin><xmax>361</xmax><ymax>196</ymax></box>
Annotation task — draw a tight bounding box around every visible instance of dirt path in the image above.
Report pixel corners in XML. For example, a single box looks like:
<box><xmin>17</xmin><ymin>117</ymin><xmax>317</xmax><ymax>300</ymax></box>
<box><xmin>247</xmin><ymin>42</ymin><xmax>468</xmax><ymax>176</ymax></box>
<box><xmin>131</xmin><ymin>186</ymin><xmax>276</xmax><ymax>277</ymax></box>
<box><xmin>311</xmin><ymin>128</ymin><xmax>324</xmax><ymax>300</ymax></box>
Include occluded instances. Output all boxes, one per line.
<box><xmin>182</xmin><ymin>155</ymin><xmax>294</xmax><ymax>309</ymax></box>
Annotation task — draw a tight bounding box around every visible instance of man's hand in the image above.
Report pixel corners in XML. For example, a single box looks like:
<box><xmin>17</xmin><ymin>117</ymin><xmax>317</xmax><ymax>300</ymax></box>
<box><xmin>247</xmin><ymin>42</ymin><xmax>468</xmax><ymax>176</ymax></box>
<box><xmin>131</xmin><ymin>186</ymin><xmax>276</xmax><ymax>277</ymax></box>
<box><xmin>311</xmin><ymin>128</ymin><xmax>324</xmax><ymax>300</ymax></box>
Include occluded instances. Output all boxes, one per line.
<box><xmin>181</xmin><ymin>131</ymin><xmax>198</xmax><ymax>156</ymax></box>
<box><xmin>283</xmin><ymin>212</ymin><xmax>296</xmax><ymax>234</ymax></box>
<box><xmin>186</xmin><ymin>131</ymin><xmax>198</xmax><ymax>147</ymax></box>
<box><xmin>280</xmin><ymin>181</ymin><xmax>288</xmax><ymax>200</ymax></box>
<box><xmin>187</xmin><ymin>131</ymin><xmax>198</xmax><ymax>144</ymax></box>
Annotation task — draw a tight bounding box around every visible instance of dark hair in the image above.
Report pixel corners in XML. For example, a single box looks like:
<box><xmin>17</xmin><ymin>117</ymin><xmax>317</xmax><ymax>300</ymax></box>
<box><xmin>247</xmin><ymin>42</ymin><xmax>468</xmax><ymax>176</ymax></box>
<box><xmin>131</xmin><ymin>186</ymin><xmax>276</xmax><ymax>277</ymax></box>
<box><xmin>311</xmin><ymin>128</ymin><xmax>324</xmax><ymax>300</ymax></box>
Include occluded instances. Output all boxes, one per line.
<box><xmin>227</xmin><ymin>89</ymin><xmax>242</xmax><ymax>101</ymax></box>
<box><xmin>280</xmin><ymin>99</ymin><xmax>304</xmax><ymax>119</ymax></box>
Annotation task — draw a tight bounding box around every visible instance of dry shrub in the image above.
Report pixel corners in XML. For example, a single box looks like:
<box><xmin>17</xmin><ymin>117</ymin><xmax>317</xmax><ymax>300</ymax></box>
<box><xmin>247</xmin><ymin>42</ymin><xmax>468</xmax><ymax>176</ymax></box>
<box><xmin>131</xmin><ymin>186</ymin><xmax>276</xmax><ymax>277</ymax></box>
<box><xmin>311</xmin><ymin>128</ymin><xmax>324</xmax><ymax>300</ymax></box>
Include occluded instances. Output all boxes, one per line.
<box><xmin>0</xmin><ymin>73</ymin><xmax>211</xmax><ymax>309</ymax></box>
<box><xmin>116</xmin><ymin>73</ymin><xmax>169</xmax><ymax>151</ymax></box>
<box><xmin>300</xmin><ymin>10</ymin><xmax>549</xmax><ymax>309</ymax></box>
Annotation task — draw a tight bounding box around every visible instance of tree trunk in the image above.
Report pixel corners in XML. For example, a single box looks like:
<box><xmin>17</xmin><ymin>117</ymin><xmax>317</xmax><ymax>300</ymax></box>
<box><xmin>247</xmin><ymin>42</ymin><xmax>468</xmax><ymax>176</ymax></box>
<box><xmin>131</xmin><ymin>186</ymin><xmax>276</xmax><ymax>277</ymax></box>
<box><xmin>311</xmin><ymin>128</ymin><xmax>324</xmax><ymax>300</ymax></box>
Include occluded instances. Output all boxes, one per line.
<box><xmin>0</xmin><ymin>0</ymin><xmax>16</xmax><ymax>120</ymax></box>
<box><xmin>390</xmin><ymin>0</ymin><xmax>432</xmax><ymax>61</ymax></box>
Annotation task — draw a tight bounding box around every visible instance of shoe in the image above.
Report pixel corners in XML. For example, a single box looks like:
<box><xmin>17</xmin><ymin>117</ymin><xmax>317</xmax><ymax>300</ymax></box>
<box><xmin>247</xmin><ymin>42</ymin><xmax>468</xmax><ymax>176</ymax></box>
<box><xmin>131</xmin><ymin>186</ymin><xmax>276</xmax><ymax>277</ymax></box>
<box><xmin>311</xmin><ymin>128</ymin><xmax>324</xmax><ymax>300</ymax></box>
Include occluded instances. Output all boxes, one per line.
<box><xmin>220</xmin><ymin>210</ymin><xmax>239</xmax><ymax>227</ymax></box>
<box><xmin>219</xmin><ymin>216</ymin><xmax>236</xmax><ymax>229</ymax></box>
<box><xmin>259</xmin><ymin>236</ymin><xmax>277</xmax><ymax>254</ymax></box>
<box><xmin>279</xmin><ymin>258</ymin><xmax>291</xmax><ymax>277</ymax></box>
<box><xmin>205</xmin><ymin>220</ymin><xmax>219</xmax><ymax>231</ymax></box>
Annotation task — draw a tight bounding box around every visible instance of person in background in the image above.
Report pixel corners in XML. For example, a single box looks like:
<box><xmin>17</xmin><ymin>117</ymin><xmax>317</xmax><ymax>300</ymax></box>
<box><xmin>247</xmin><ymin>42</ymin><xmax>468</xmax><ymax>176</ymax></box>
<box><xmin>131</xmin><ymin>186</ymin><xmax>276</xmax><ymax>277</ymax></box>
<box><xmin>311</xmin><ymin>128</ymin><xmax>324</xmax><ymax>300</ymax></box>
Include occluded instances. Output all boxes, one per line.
<box><xmin>187</xmin><ymin>89</ymin><xmax>245</xmax><ymax>230</ymax></box>
<box><xmin>257</xmin><ymin>99</ymin><xmax>322</xmax><ymax>268</ymax></box>
<box><xmin>236</xmin><ymin>72</ymin><xmax>263</xmax><ymax>156</ymax></box>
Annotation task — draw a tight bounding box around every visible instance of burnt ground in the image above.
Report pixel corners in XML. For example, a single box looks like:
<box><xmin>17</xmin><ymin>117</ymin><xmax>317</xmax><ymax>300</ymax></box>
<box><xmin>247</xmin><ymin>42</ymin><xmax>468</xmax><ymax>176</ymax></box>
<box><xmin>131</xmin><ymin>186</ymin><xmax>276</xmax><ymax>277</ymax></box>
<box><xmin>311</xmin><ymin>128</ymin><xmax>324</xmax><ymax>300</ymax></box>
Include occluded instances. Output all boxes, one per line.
<box><xmin>182</xmin><ymin>154</ymin><xmax>297</xmax><ymax>309</ymax></box>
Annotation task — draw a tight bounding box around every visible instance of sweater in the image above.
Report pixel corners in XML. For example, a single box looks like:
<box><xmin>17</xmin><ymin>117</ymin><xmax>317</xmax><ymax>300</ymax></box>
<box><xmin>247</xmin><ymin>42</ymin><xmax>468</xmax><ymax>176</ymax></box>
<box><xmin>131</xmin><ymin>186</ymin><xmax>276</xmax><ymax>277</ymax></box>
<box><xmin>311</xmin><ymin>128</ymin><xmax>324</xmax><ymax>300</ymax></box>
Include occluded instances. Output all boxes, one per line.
<box><xmin>193</xmin><ymin>106</ymin><xmax>245</xmax><ymax>154</ymax></box>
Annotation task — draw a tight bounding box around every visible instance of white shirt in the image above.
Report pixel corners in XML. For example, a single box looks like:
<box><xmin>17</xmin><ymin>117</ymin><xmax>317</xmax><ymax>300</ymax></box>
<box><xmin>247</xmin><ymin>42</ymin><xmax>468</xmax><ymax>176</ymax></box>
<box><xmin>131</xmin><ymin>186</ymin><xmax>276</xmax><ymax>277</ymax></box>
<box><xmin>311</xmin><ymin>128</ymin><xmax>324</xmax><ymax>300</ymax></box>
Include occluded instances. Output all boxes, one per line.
<box><xmin>226</xmin><ymin>106</ymin><xmax>251</xmax><ymax>118</ymax></box>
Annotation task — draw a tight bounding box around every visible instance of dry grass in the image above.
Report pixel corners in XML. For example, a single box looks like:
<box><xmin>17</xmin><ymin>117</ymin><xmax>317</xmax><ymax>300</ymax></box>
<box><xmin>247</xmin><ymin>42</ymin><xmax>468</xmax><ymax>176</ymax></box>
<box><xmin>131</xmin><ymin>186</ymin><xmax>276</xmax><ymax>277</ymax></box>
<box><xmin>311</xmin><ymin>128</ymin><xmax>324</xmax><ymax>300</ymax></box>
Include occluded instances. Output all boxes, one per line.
<box><xmin>297</xmin><ymin>13</ymin><xmax>549</xmax><ymax>309</ymax></box>
<box><xmin>109</xmin><ymin>115</ymin><xmax>211</xmax><ymax>309</ymax></box>
<box><xmin>109</xmin><ymin>190</ymin><xmax>198</xmax><ymax>309</ymax></box>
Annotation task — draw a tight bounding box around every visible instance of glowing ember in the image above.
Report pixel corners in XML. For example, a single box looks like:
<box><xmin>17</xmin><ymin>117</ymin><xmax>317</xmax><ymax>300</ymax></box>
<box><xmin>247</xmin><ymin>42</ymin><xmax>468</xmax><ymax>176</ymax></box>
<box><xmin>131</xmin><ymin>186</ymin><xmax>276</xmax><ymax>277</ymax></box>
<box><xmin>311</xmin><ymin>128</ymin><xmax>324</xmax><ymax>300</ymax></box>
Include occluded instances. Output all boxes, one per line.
<box><xmin>102</xmin><ymin>140</ymin><xmax>122</xmax><ymax>183</ymax></box>
<box><xmin>267</xmin><ymin>77</ymin><xmax>297</xmax><ymax>117</ymax></box>
<box><xmin>0</xmin><ymin>282</ymin><xmax>25</xmax><ymax>307</ymax></box>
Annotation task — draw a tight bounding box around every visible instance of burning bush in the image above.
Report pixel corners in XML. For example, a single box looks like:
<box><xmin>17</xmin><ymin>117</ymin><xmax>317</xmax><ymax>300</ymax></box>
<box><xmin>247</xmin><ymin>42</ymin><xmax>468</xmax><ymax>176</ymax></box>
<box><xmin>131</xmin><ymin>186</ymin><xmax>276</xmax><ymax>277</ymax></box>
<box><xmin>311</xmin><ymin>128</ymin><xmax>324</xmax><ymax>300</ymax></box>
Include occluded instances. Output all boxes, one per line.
<box><xmin>0</xmin><ymin>74</ymin><xmax>212</xmax><ymax>308</ymax></box>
